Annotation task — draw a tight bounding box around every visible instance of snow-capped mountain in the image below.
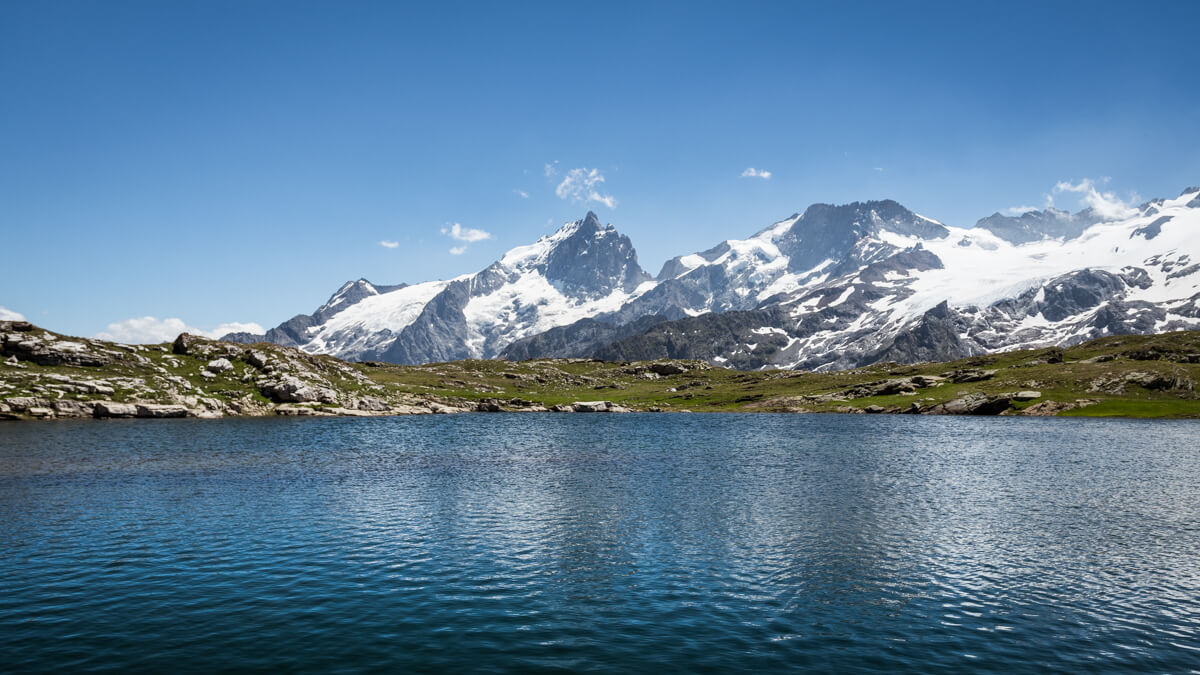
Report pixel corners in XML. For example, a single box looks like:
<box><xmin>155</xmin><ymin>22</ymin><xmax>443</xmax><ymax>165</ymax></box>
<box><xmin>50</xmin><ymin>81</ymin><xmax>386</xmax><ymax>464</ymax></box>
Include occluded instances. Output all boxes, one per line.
<box><xmin>503</xmin><ymin>187</ymin><xmax>1200</xmax><ymax>370</ymax></box>
<box><xmin>230</xmin><ymin>187</ymin><xmax>1200</xmax><ymax>371</ymax></box>
<box><xmin>227</xmin><ymin>212</ymin><xmax>655</xmax><ymax>362</ymax></box>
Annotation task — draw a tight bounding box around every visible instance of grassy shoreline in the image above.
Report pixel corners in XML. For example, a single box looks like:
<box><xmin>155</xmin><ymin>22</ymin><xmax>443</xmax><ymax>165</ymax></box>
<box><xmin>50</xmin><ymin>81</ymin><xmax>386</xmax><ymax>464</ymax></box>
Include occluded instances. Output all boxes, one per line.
<box><xmin>3</xmin><ymin>320</ymin><xmax>1199</xmax><ymax>420</ymax></box>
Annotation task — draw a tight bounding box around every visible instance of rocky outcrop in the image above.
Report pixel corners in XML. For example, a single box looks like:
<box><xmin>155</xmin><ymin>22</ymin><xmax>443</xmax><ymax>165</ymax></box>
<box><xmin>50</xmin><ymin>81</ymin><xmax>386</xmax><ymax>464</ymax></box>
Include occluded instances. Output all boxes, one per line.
<box><xmin>2</xmin><ymin>330</ymin><xmax>113</xmax><ymax>367</ymax></box>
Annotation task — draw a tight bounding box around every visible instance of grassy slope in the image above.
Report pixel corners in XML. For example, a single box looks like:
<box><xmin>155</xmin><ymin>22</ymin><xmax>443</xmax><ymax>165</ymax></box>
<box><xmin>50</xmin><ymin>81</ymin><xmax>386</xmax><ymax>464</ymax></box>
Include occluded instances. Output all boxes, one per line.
<box><xmin>3</xmin><ymin>326</ymin><xmax>1199</xmax><ymax>418</ymax></box>
<box><xmin>359</xmin><ymin>331</ymin><xmax>1200</xmax><ymax>418</ymax></box>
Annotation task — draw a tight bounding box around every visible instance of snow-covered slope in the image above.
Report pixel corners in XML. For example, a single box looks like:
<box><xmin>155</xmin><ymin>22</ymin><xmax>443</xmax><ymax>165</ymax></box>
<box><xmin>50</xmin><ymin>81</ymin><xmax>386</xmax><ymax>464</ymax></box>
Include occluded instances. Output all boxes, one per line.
<box><xmin>236</xmin><ymin>187</ymin><xmax>1200</xmax><ymax>370</ymax></box>
<box><xmin>233</xmin><ymin>212</ymin><xmax>655</xmax><ymax>363</ymax></box>
<box><xmin>502</xmin><ymin>187</ymin><xmax>1200</xmax><ymax>370</ymax></box>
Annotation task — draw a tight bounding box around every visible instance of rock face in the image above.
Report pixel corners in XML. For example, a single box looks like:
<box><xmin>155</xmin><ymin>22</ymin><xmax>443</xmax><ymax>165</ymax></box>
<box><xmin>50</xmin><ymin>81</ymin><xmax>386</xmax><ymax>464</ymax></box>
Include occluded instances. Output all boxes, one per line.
<box><xmin>1</xmin><ymin>331</ymin><xmax>113</xmax><ymax>367</ymax></box>
<box><xmin>231</xmin><ymin>187</ymin><xmax>1200</xmax><ymax>371</ymax></box>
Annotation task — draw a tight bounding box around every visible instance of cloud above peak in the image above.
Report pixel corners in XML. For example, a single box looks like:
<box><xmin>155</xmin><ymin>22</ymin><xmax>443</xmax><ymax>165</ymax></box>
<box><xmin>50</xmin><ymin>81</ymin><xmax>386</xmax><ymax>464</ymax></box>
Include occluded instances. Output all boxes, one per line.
<box><xmin>741</xmin><ymin>167</ymin><xmax>772</xmax><ymax>180</ymax></box>
<box><xmin>439</xmin><ymin>222</ymin><xmax>492</xmax><ymax>255</ymax></box>
<box><xmin>441</xmin><ymin>223</ymin><xmax>493</xmax><ymax>243</ymax></box>
<box><xmin>1053</xmin><ymin>178</ymin><xmax>1139</xmax><ymax>220</ymax></box>
<box><xmin>555</xmin><ymin>168</ymin><xmax>617</xmax><ymax>209</ymax></box>
<box><xmin>0</xmin><ymin>306</ymin><xmax>25</xmax><ymax>321</ymax></box>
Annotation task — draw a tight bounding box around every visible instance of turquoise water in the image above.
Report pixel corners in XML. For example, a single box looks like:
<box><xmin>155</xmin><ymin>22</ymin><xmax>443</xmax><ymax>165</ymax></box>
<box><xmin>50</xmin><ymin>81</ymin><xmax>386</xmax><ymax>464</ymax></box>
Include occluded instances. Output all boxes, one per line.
<box><xmin>1</xmin><ymin>414</ymin><xmax>1198</xmax><ymax>672</ymax></box>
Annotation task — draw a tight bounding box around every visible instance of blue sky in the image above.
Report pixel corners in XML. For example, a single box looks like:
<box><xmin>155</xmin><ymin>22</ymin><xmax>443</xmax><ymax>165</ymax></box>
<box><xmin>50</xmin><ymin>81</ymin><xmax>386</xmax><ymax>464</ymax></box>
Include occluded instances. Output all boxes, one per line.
<box><xmin>3</xmin><ymin>1</ymin><xmax>1199</xmax><ymax>340</ymax></box>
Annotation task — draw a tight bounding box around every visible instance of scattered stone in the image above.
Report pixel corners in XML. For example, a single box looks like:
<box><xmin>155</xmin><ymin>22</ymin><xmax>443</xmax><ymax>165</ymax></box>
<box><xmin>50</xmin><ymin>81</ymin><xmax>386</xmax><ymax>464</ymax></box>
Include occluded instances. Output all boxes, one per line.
<box><xmin>206</xmin><ymin>358</ymin><xmax>234</xmax><ymax>373</ymax></box>
<box><xmin>261</xmin><ymin>376</ymin><xmax>338</xmax><ymax>404</ymax></box>
<box><xmin>1011</xmin><ymin>391</ymin><xmax>1042</xmax><ymax>401</ymax></box>
<box><xmin>864</xmin><ymin>405</ymin><xmax>886</xmax><ymax>413</ymax></box>
<box><xmin>942</xmin><ymin>368</ymin><xmax>997</xmax><ymax>384</ymax></box>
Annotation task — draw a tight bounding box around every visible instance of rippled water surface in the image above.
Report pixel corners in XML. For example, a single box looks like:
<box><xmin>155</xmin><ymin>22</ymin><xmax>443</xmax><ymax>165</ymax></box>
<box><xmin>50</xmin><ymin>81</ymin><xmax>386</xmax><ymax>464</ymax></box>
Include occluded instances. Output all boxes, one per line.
<box><xmin>2</xmin><ymin>414</ymin><xmax>1199</xmax><ymax>672</ymax></box>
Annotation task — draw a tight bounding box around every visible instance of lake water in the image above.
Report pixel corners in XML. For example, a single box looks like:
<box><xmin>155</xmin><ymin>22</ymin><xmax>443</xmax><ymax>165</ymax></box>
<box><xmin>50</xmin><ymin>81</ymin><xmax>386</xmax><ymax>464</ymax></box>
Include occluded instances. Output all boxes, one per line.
<box><xmin>1</xmin><ymin>414</ymin><xmax>1198</xmax><ymax>672</ymax></box>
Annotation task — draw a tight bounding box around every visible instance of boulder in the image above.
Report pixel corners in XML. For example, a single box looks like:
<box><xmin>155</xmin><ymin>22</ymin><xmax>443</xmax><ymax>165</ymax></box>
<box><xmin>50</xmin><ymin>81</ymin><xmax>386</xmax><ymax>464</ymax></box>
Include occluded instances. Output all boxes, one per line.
<box><xmin>53</xmin><ymin>400</ymin><xmax>95</xmax><ymax>418</ymax></box>
<box><xmin>475</xmin><ymin>398</ymin><xmax>504</xmax><ymax>412</ymax></box>
<box><xmin>205</xmin><ymin>358</ymin><xmax>234</xmax><ymax>373</ymax></box>
<box><xmin>929</xmin><ymin>393</ymin><xmax>1011</xmax><ymax>415</ymax></box>
<box><xmin>4</xmin><ymin>396</ymin><xmax>51</xmax><ymax>412</ymax></box>
<box><xmin>245</xmin><ymin>350</ymin><xmax>269</xmax><ymax>369</ymax></box>
<box><xmin>261</xmin><ymin>375</ymin><xmax>338</xmax><ymax>404</ymax></box>
<box><xmin>570</xmin><ymin>400</ymin><xmax>626</xmax><ymax>412</ymax></box>
<box><xmin>172</xmin><ymin>333</ymin><xmax>196</xmax><ymax>355</ymax></box>
<box><xmin>27</xmin><ymin>407</ymin><xmax>54</xmax><ymax>418</ymax></box>
<box><xmin>356</xmin><ymin>397</ymin><xmax>391</xmax><ymax>412</ymax></box>
<box><xmin>135</xmin><ymin>404</ymin><xmax>189</xmax><ymax>418</ymax></box>
<box><xmin>93</xmin><ymin>401</ymin><xmax>138</xmax><ymax>418</ymax></box>
<box><xmin>1011</xmin><ymin>391</ymin><xmax>1042</xmax><ymax>401</ymax></box>
<box><xmin>649</xmin><ymin>362</ymin><xmax>688</xmax><ymax>376</ymax></box>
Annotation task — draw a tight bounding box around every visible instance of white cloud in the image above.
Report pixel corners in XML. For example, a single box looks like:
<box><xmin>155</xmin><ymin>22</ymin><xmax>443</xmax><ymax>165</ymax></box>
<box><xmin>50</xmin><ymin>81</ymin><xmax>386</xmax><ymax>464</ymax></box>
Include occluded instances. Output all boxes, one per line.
<box><xmin>741</xmin><ymin>167</ymin><xmax>772</xmax><ymax>180</ymax></box>
<box><xmin>555</xmin><ymin>168</ymin><xmax>617</xmax><ymax>208</ymax></box>
<box><xmin>379</xmin><ymin>240</ymin><xmax>400</xmax><ymax>249</ymax></box>
<box><xmin>1005</xmin><ymin>205</ymin><xmax>1041</xmax><ymax>215</ymax></box>
<box><xmin>440</xmin><ymin>223</ymin><xmax>493</xmax><ymax>243</ymax></box>
<box><xmin>449</xmin><ymin>246</ymin><xmax>467</xmax><ymax>255</ymax></box>
<box><xmin>544</xmin><ymin>161</ymin><xmax>559</xmax><ymax>177</ymax></box>
<box><xmin>210</xmin><ymin>321</ymin><xmax>266</xmax><ymax>337</ymax></box>
<box><xmin>514</xmin><ymin>189</ymin><xmax>529</xmax><ymax>199</ymax></box>
<box><xmin>93</xmin><ymin>317</ymin><xmax>265</xmax><ymax>344</ymax></box>
<box><xmin>873</xmin><ymin>167</ymin><xmax>884</xmax><ymax>173</ymax></box>
<box><xmin>0</xmin><ymin>306</ymin><xmax>26</xmax><ymax>321</ymax></box>
<box><xmin>1052</xmin><ymin>178</ymin><xmax>1139</xmax><ymax>220</ymax></box>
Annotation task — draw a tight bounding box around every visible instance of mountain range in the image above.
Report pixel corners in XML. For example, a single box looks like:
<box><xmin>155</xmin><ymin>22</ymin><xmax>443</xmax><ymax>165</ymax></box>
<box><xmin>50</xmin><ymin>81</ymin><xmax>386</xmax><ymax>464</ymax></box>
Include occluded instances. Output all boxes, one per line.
<box><xmin>224</xmin><ymin>186</ymin><xmax>1200</xmax><ymax>371</ymax></box>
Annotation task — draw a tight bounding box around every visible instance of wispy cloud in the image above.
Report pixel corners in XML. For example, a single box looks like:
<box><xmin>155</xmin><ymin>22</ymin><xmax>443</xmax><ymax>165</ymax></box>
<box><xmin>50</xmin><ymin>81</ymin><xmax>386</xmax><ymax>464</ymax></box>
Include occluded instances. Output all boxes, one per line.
<box><xmin>441</xmin><ymin>223</ymin><xmax>493</xmax><ymax>243</ymax></box>
<box><xmin>439</xmin><ymin>222</ymin><xmax>492</xmax><ymax>255</ymax></box>
<box><xmin>93</xmin><ymin>317</ymin><xmax>265</xmax><ymax>344</ymax></box>
<box><xmin>1004</xmin><ymin>178</ymin><xmax>1138</xmax><ymax>220</ymax></box>
<box><xmin>1052</xmin><ymin>178</ymin><xmax>1139</xmax><ymax>220</ymax></box>
<box><xmin>0</xmin><ymin>306</ymin><xmax>25</xmax><ymax>321</ymax></box>
<box><xmin>379</xmin><ymin>240</ymin><xmax>400</xmax><ymax>249</ymax></box>
<box><xmin>873</xmin><ymin>167</ymin><xmax>884</xmax><ymax>173</ymax></box>
<box><xmin>741</xmin><ymin>167</ymin><xmax>772</xmax><ymax>180</ymax></box>
<box><xmin>555</xmin><ymin>168</ymin><xmax>617</xmax><ymax>208</ymax></box>
<box><xmin>544</xmin><ymin>161</ymin><xmax>559</xmax><ymax>177</ymax></box>
<box><xmin>514</xmin><ymin>189</ymin><xmax>529</xmax><ymax>199</ymax></box>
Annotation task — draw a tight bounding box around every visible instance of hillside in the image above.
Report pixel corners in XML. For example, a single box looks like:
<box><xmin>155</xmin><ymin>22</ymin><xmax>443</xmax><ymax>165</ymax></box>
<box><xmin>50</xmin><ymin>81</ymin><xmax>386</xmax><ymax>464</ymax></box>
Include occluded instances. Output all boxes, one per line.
<box><xmin>3</xmin><ymin>320</ymin><xmax>1199</xmax><ymax>420</ymax></box>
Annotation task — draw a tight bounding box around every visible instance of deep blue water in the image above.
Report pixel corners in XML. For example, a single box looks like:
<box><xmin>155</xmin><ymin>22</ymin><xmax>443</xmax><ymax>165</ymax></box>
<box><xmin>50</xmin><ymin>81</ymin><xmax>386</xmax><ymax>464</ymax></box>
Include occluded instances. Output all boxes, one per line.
<box><xmin>1</xmin><ymin>414</ymin><xmax>1199</xmax><ymax>672</ymax></box>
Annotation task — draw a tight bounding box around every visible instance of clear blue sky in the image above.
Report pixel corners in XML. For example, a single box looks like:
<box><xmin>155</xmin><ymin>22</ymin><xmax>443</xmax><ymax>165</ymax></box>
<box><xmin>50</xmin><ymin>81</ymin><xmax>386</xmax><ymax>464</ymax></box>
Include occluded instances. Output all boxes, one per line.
<box><xmin>3</xmin><ymin>1</ymin><xmax>1199</xmax><ymax>340</ymax></box>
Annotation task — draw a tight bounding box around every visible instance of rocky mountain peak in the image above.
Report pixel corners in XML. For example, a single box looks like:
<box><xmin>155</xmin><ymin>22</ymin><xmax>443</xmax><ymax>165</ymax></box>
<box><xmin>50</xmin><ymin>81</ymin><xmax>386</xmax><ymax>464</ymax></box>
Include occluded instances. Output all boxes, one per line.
<box><xmin>774</xmin><ymin>199</ymin><xmax>948</xmax><ymax>272</ymax></box>
<box><xmin>542</xmin><ymin>213</ymin><xmax>651</xmax><ymax>296</ymax></box>
<box><xmin>975</xmin><ymin>207</ymin><xmax>1102</xmax><ymax>244</ymax></box>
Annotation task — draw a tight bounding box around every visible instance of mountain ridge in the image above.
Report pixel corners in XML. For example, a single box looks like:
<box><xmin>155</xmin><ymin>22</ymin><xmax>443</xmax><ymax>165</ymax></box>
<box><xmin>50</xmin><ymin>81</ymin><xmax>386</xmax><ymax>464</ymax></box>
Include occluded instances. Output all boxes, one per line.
<box><xmin>225</xmin><ymin>187</ymin><xmax>1200</xmax><ymax>371</ymax></box>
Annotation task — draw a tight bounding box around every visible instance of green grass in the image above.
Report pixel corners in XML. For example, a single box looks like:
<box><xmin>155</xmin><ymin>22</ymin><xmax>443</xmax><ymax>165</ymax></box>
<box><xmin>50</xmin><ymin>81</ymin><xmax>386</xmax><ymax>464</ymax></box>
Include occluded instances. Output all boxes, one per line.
<box><xmin>1060</xmin><ymin>398</ymin><xmax>1200</xmax><ymax>418</ymax></box>
<box><xmin>5</xmin><ymin>324</ymin><xmax>1200</xmax><ymax>418</ymax></box>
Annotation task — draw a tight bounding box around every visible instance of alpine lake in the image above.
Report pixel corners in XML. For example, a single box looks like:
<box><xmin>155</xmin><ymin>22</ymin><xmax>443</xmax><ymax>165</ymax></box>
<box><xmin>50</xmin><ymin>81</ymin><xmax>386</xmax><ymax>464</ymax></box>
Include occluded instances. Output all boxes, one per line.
<box><xmin>2</xmin><ymin>413</ymin><xmax>1198</xmax><ymax>672</ymax></box>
